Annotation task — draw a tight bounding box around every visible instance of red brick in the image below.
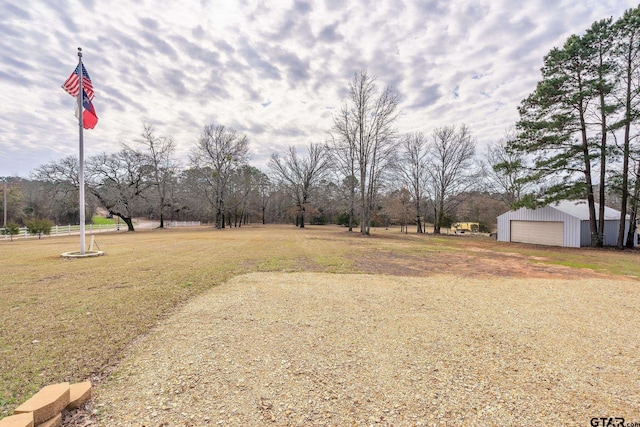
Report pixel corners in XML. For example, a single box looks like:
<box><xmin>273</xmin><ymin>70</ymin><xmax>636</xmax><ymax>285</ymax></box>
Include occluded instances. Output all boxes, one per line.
<box><xmin>34</xmin><ymin>413</ymin><xmax>60</xmax><ymax>427</ymax></box>
<box><xmin>66</xmin><ymin>382</ymin><xmax>91</xmax><ymax>410</ymax></box>
<box><xmin>0</xmin><ymin>413</ymin><xmax>34</xmax><ymax>427</ymax></box>
<box><xmin>14</xmin><ymin>383</ymin><xmax>69</xmax><ymax>425</ymax></box>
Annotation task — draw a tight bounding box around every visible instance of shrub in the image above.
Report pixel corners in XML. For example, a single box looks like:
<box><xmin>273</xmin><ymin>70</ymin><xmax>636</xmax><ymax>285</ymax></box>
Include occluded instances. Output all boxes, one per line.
<box><xmin>1</xmin><ymin>221</ymin><xmax>20</xmax><ymax>241</ymax></box>
<box><xmin>478</xmin><ymin>221</ymin><xmax>492</xmax><ymax>233</ymax></box>
<box><xmin>24</xmin><ymin>218</ymin><xmax>53</xmax><ymax>239</ymax></box>
<box><xmin>337</xmin><ymin>212</ymin><xmax>358</xmax><ymax>227</ymax></box>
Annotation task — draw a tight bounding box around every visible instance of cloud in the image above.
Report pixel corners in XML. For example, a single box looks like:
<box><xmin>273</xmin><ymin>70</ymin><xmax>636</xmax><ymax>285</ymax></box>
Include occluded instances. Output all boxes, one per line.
<box><xmin>409</xmin><ymin>84</ymin><xmax>441</xmax><ymax>109</ymax></box>
<box><xmin>274</xmin><ymin>48</ymin><xmax>310</xmax><ymax>87</ymax></box>
<box><xmin>139</xmin><ymin>17</ymin><xmax>160</xmax><ymax>31</ymax></box>
<box><xmin>318</xmin><ymin>21</ymin><xmax>343</xmax><ymax>43</ymax></box>
<box><xmin>98</xmin><ymin>29</ymin><xmax>146</xmax><ymax>57</ymax></box>
<box><xmin>293</xmin><ymin>0</ymin><xmax>312</xmax><ymax>15</ymax></box>
<box><xmin>162</xmin><ymin>68</ymin><xmax>189</xmax><ymax>97</ymax></box>
<box><xmin>215</xmin><ymin>39</ymin><xmax>235</xmax><ymax>55</ymax></box>
<box><xmin>202</xmin><ymin>73</ymin><xmax>231</xmax><ymax>101</ymax></box>
<box><xmin>140</xmin><ymin>30</ymin><xmax>179</xmax><ymax>61</ymax></box>
<box><xmin>0</xmin><ymin>0</ymin><xmax>637</xmax><ymax>176</ymax></box>
<box><xmin>239</xmin><ymin>41</ymin><xmax>281</xmax><ymax>81</ymax></box>
<box><xmin>4</xmin><ymin>2</ymin><xmax>31</xmax><ymax>19</ymax></box>
<box><xmin>0</xmin><ymin>69</ymin><xmax>31</xmax><ymax>86</ymax></box>
<box><xmin>170</xmin><ymin>35</ymin><xmax>221</xmax><ymax>68</ymax></box>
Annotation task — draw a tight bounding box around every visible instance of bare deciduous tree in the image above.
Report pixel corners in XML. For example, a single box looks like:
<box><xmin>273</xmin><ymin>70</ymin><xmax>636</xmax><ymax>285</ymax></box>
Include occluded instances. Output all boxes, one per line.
<box><xmin>427</xmin><ymin>124</ymin><xmax>477</xmax><ymax>234</ymax></box>
<box><xmin>33</xmin><ymin>156</ymin><xmax>98</xmax><ymax>224</ymax></box>
<box><xmin>257</xmin><ymin>172</ymin><xmax>272</xmax><ymax>225</ymax></box>
<box><xmin>328</xmin><ymin>111</ymin><xmax>358</xmax><ymax>232</ymax></box>
<box><xmin>87</xmin><ymin>149</ymin><xmax>152</xmax><ymax>231</ymax></box>
<box><xmin>382</xmin><ymin>188</ymin><xmax>413</xmax><ymax>233</ymax></box>
<box><xmin>268</xmin><ymin>143</ymin><xmax>330</xmax><ymax>228</ymax></box>
<box><xmin>191</xmin><ymin>124</ymin><xmax>249</xmax><ymax>229</ymax></box>
<box><xmin>331</xmin><ymin>69</ymin><xmax>399</xmax><ymax>235</ymax></box>
<box><xmin>396</xmin><ymin>132</ymin><xmax>429</xmax><ymax>233</ymax></box>
<box><xmin>133</xmin><ymin>124</ymin><xmax>179</xmax><ymax>228</ymax></box>
<box><xmin>483</xmin><ymin>128</ymin><xmax>533</xmax><ymax>208</ymax></box>
<box><xmin>225</xmin><ymin>165</ymin><xmax>264</xmax><ymax>227</ymax></box>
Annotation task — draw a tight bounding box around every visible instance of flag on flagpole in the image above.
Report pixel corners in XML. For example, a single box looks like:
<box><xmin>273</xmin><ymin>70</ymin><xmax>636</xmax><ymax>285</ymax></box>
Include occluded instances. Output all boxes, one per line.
<box><xmin>62</xmin><ymin>64</ymin><xmax>94</xmax><ymax>99</ymax></box>
<box><xmin>80</xmin><ymin>89</ymin><xmax>98</xmax><ymax>129</ymax></box>
<box><xmin>63</xmin><ymin>63</ymin><xmax>98</xmax><ymax>129</ymax></box>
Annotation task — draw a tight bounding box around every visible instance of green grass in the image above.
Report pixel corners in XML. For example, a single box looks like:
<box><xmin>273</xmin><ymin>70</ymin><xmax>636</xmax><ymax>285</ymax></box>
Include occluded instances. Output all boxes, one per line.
<box><xmin>547</xmin><ymin>260</ymin><xmax>599</xmax><ymax>270</ymax></box>
<box><xmin>91</xmin><ymin>216</ymin><xmax>115</xmax><ymax>225</ymax></box>
<box><xmin>1</xmin><ymin>224</ymin><xmax>639</xmax><ymax>418</ymax></box>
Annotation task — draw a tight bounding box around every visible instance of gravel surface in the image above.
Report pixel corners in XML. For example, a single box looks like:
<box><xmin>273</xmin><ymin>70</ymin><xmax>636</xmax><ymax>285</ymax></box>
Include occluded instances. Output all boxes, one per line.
<box><xmin>95</xmin><ymin>272</ymin><xmax>640</xmax><ymax>426</ymax></box>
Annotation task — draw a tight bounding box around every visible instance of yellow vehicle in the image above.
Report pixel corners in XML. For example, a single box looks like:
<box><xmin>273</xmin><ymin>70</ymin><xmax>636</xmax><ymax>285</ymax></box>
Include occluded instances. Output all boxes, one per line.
<box><xmin>451</xmin><ymin>222</ymin><xmax>479</xmax><ymax>234</ymax></box>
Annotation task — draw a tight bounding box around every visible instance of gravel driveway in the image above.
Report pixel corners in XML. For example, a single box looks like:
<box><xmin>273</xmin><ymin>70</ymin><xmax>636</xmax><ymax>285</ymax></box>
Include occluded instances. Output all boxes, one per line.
<box><xmin>95</xmin><ymin>272</ymin><xmax>640</xmax><ymax>426</ymax></box>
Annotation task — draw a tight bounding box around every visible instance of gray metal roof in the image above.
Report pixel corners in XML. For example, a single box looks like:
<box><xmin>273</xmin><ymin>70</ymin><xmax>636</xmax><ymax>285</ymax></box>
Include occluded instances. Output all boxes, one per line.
<box><xmin>550</xmin><ymin>200</ymin><xmax>622</xmax><ymax>220</ymax></box>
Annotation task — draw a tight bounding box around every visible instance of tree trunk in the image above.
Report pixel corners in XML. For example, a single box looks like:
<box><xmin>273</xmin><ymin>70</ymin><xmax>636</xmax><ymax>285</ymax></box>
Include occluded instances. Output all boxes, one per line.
<box><xmin>598</xmin><ymin>96</ymin><xmax>607</xmax><ymax>247</ymax></box>
<box><xmin>434</xmin><ymin>208</ymin><xmax>444</xmax><ymax>234</ymax></box>
<box><xmin>348</xmin><ymin>186</ymin><xmax>355</xmax><ymax>233</ymax></box>
<box><xmin>432</xmin><ymin>205</ymin><xmax>438</xmax><ymax>234</ymax></box>
<box><xmin>578</xmin><ymin>98</ymin><xmax>599</xmax><ymax>246</ymax></box>
<box><xmin>360</xmin><ymin>169</ymin><xmax>367</xmax><ymax>235</ymax></box>
<box><xmin>618</xmin><ymin>57</ymin><xmax>633</xmax><ymax>248</ymax></box>
<box><xmin>120</xmin><ymin>215</ymin><xmax>135</xmax><ymax>232</ymax></box>
<box><xmin>434</xmin><ymin>185</ymin><xmax>446</xmax><ymax>234</ymax></box>
<box><xmin>625</xmin><ymin>159</ymin><xmax>640</xmax><ymax>248</ymax></box>
<box><xmin>625</xmin><ymin>205</ymin><xmax>637</xmax><ymax>249</ymax></box>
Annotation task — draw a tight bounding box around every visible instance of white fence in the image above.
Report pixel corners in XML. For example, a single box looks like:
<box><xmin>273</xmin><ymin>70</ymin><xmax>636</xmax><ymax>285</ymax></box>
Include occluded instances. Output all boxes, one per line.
<box><xmin>1</xmin><ymin>223</ymin><xmax>122</xmax><ymax>241</ymax></box>
<box><xmin>167</xmin><ymin>221</ymin><xmax>201</xmax><ymax>227</ymax></box>
<box><xmin>1</xmin><ymin>221</ymin><xmax>203</xmax><ymax>240</ymax></box>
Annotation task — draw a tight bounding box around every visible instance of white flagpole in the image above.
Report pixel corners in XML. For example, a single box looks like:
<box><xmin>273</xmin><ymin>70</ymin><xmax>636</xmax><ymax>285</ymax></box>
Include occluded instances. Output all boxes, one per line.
<box><xmin>77</xmin><ymin>47</ymin><xmax>86</xmax><ymax>254</ymax></box>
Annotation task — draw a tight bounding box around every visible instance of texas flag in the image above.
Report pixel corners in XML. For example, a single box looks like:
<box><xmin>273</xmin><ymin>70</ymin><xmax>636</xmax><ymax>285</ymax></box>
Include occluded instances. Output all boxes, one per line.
<box><xmin>79</xmin><ymin>88</ymin><xmax>98</xmax><ymax>129</ymax></box>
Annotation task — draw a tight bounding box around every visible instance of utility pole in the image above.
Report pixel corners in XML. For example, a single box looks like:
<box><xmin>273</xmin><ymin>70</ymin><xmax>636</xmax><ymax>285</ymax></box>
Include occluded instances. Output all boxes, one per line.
<box><xmin>3</xmin><ymin>178</ymin><xmax>7</xmax><ymax>228</ymax></box>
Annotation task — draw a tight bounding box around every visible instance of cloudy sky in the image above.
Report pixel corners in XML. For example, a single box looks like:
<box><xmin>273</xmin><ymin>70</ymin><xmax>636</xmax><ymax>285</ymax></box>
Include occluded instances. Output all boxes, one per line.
<box><xmin>0</xmin><ymin>0</ymin><xmax>637</xmax><ymax>177</ymax></box>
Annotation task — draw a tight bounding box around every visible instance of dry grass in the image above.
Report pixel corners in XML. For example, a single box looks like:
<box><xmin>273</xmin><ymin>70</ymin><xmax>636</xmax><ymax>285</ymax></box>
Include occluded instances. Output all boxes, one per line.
<box><xmin>1</xmin><ymin>224</ymin><xmax>639</xmax><ymax>419</ymax></box>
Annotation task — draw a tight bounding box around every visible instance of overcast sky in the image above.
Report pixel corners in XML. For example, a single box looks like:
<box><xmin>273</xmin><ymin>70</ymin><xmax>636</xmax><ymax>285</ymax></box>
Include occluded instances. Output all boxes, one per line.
<box><xmin>0</xmin><ymin>0</ymin><xmax>637</xmax><ymax>177</ymax></box>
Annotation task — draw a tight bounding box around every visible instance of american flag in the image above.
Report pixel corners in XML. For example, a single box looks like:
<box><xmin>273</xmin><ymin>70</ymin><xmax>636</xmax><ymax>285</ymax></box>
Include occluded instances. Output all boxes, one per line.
<box><xmin>62</xmin><ymin>64</ymin><xmax>94</xmax><ymax>100</ymax></box>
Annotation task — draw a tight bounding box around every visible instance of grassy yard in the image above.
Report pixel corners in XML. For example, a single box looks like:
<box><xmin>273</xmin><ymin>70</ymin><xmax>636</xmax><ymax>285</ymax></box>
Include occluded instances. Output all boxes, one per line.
<box><xmin>91</xmin><ymin>216</ymin><xmax>115</xmax><ymax>225</ymax></box>
<box><xmin>1</xmin><ymin>224</ymin><xmax>639</xmax><ymax>417</ymax></box>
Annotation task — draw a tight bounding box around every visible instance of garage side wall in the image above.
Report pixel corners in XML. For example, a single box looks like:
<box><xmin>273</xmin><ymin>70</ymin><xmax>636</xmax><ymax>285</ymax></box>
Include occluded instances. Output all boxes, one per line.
<box><xmin>497</xmin><ymin>206</ymin><xmax>581</xmax><ymax>247</ymax></box>
<box><xmin>580</xmin><ymin>220</ymin><xmax>636</xmax><ymax>247</ymax></box>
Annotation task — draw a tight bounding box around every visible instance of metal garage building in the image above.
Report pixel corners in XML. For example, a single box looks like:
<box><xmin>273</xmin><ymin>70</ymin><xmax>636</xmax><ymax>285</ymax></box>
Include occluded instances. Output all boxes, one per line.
<box><xmin>496</xmin><ymin>200</ymin><xmax>637</xmax><ymax>248</ymax></box>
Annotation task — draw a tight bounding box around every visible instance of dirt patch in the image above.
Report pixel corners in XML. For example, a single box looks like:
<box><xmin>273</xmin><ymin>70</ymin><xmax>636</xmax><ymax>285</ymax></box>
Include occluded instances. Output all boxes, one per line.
<box><xmin>95</xmin><ymin>272</ymin><xmax>640</xmax><ymax>425</ymax></box>
<box><xmin>352</xmin><ymin>245</ymin><xmax>608</xmax><ymax>280</ymax></box>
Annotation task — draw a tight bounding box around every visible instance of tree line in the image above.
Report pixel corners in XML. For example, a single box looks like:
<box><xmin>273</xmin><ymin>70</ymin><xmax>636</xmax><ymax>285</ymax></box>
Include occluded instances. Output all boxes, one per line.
<box><xmin>0</xmin><ymin>108</ymin><xmax>501</xmax><ymax>236</ymax></box>
<box><xmin>2</xmin><ymin>6</ymin><xmax>640</xmax><ymax>248</ymax></box>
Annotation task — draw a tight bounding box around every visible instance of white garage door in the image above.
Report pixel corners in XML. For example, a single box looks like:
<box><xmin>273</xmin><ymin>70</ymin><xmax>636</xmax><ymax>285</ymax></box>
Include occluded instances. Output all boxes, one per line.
<box><xmin>510</xmin><ymin>221</ymin><xmax>564</xmax><ymax>246</ymax></box>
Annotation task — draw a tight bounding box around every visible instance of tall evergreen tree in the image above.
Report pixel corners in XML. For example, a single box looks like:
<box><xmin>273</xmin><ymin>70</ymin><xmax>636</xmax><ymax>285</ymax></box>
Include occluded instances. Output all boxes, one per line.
<box><xmin>612</xmin><ymin>6</ymin><xmax>640</xmax><ymax>248</ymax></box>
<box><xmin>583</xmin><ymin>18</ymin><xmax>617</xmax><ymax>244</ymax></box>
<box><xmin>514</xmin><ymin>34</ymin><xmax>601</xmax><ymax>244</ymax></box>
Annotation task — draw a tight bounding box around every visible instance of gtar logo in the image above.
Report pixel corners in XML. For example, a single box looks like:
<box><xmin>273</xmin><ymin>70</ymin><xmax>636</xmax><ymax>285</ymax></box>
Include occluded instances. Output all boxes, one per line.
<box><xmin>590</xmin><ymin>418</ymin><xmax>625</xmax><ymax>427</ymax></box>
